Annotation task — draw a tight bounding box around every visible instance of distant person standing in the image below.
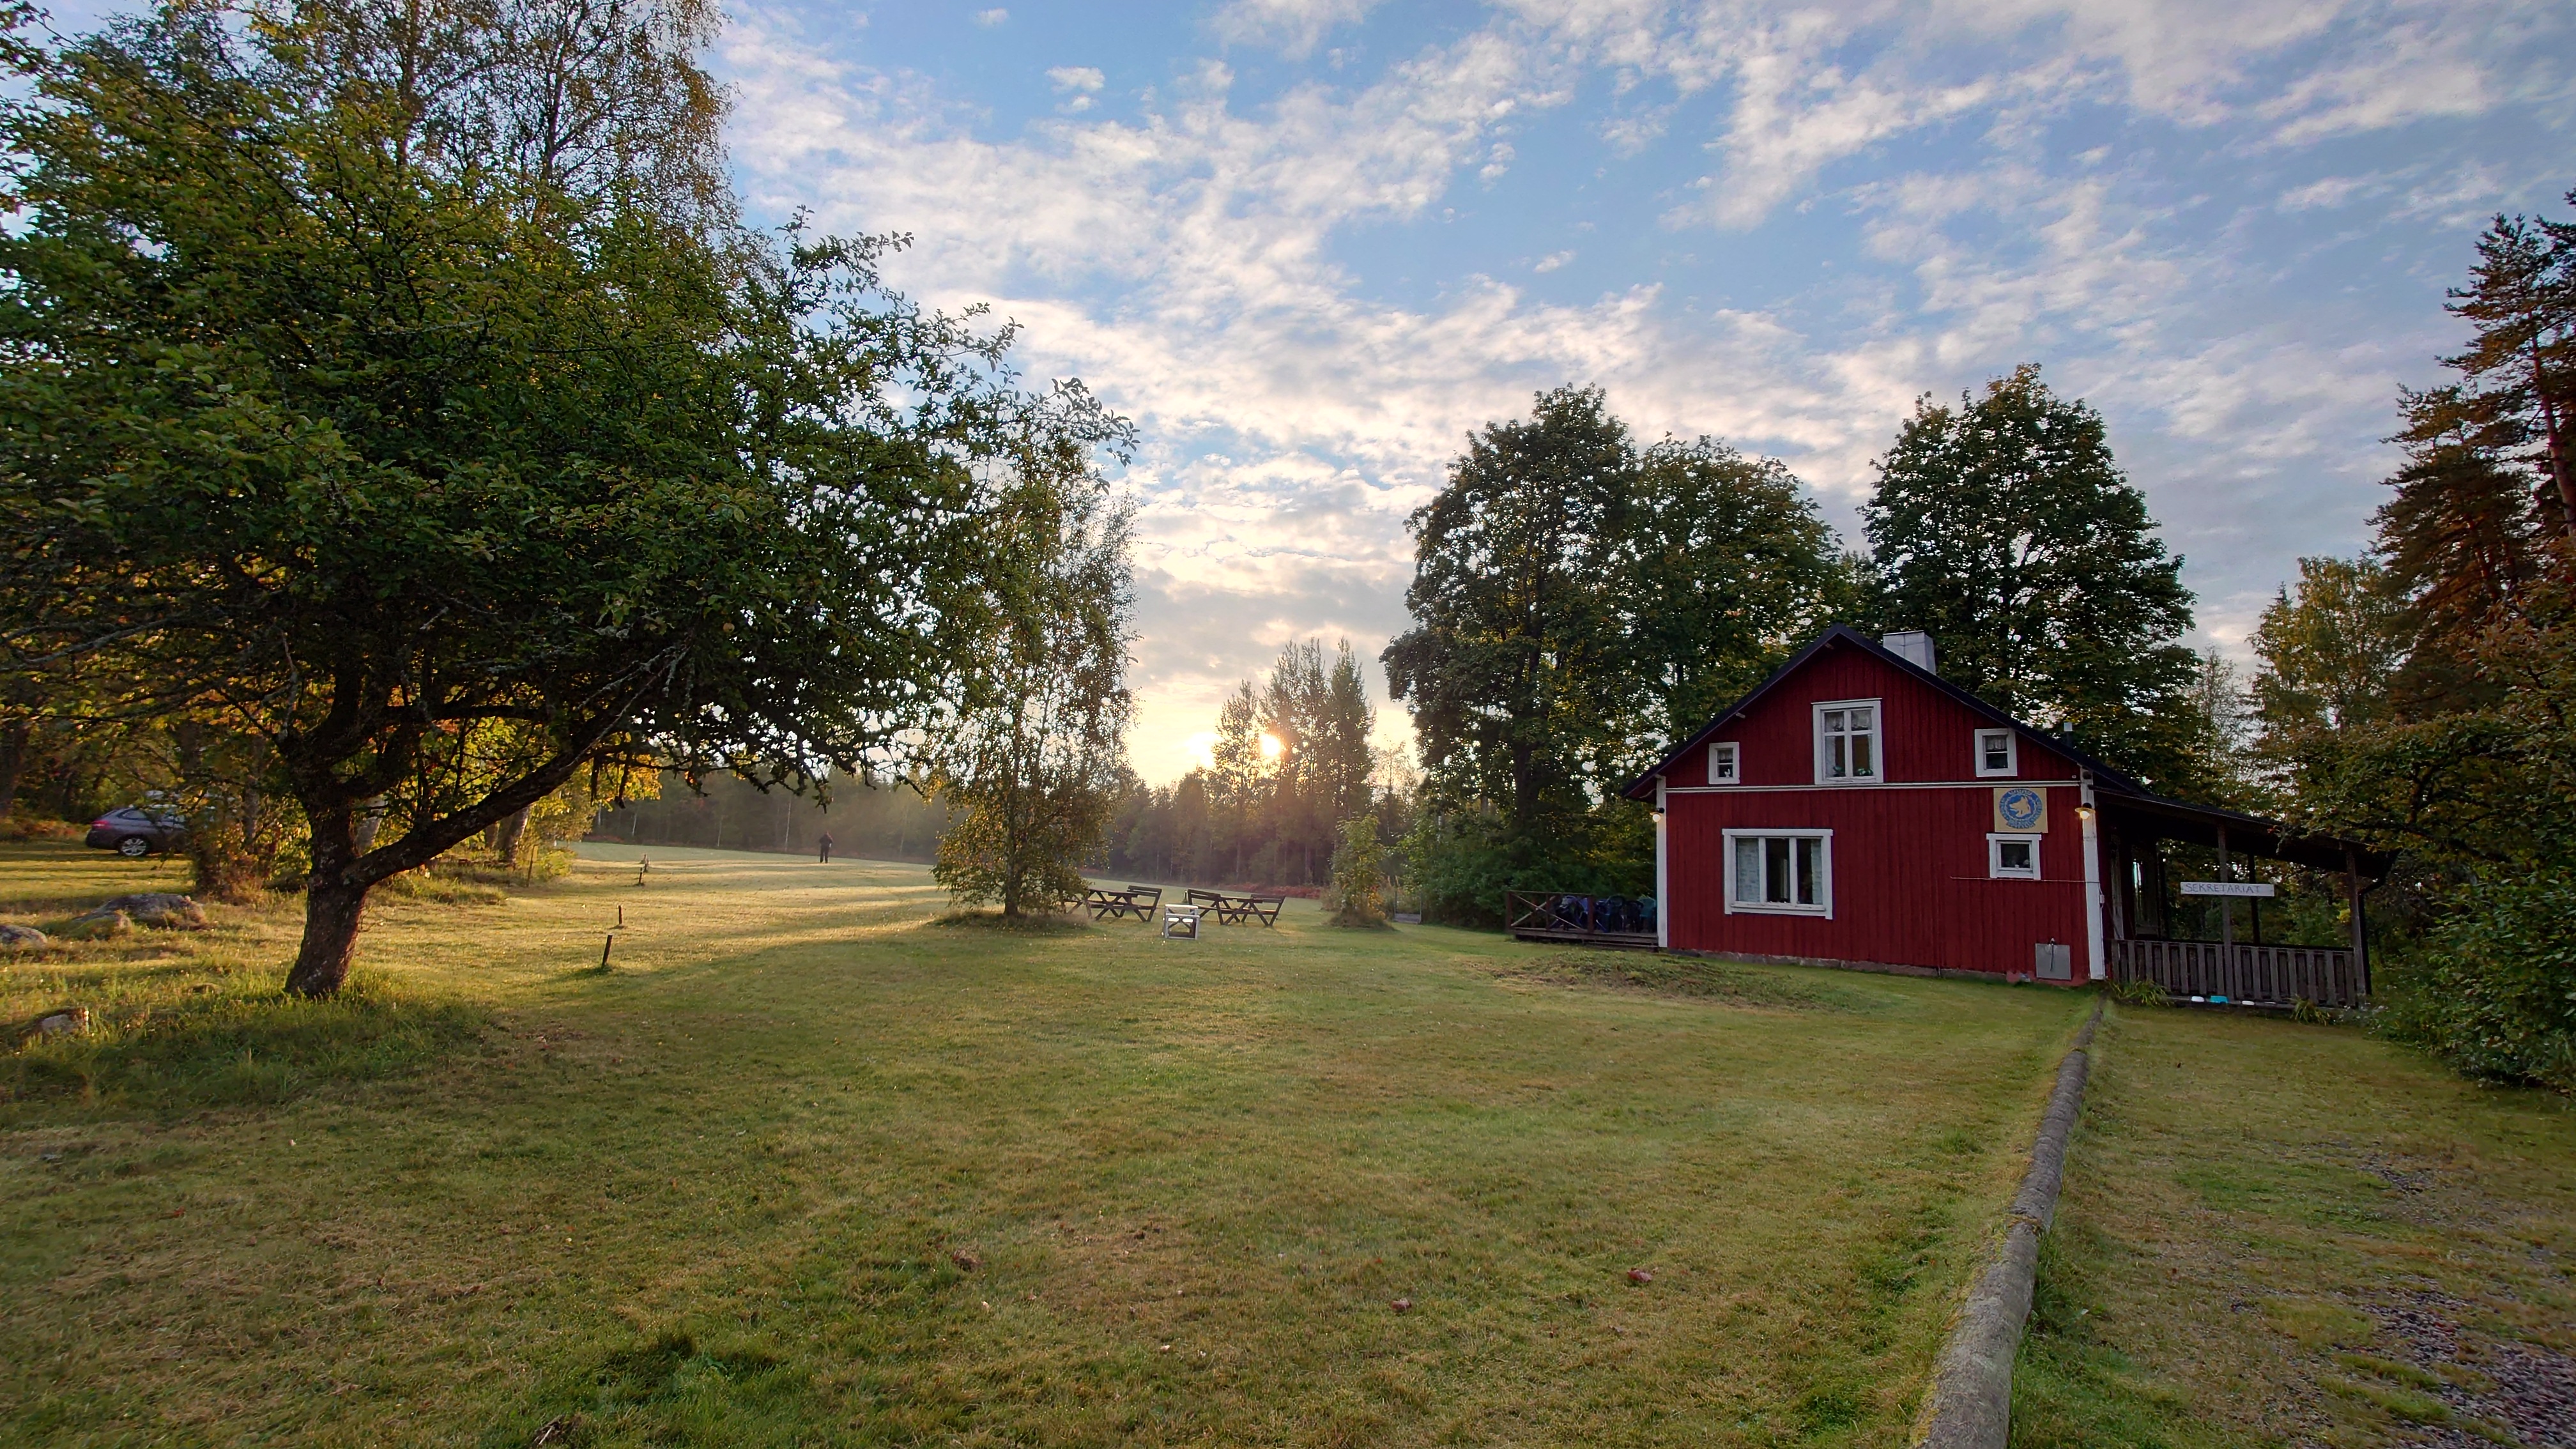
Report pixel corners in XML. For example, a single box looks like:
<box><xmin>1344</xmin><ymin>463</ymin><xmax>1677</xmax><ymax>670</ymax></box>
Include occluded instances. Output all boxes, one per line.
<box><xmin>816</xmin><ymin>831</ymin><xmax>834</xmax><ymax>864</ymax></box>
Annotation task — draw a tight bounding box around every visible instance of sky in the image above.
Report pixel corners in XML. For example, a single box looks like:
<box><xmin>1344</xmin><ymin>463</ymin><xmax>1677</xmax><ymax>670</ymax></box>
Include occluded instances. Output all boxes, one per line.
<box><xmin>43</xmin><ymin>0</ymin><xmax>2573</xmax><ymax>781</ymax></box>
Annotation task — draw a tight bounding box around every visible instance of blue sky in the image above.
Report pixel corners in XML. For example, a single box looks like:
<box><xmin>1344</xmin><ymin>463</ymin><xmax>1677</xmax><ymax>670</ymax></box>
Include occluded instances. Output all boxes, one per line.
<box><xmin>710</xmin><ymin>0</ymin><xmax>2568</xmax><ymax>783</ymax></box>
<box><xmin>48</xmin><ymin>0</ymin><xmax>2576</xmax><ymax>779</ymax></box>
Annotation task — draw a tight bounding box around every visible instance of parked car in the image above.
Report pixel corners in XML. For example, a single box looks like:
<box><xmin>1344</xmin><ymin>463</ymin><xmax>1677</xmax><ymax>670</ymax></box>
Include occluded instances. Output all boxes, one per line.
<box><xmin>84</xmin><ymin>806</ymin><xmax>188</xmax><ymax>857</ymax></box>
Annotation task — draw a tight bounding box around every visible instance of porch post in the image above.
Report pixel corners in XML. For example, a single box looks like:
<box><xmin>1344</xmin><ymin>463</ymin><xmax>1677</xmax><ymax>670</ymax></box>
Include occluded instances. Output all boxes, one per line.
<box><xmin>2080</xmin><ymin>772</ymin><xmax>2106</xmax><ymax>981</ymax></box>
<box><xmin>2345</xmin><ymin>845</ymin><xmax>2369</xmax><ymax>996</ymax></box>
<box><xmin>1654</xmin><ymin>776</ymin><xmax>1669</xmax><ymax>951</ymax></box>
<box><xmin>2215</xmin><ymin>824</ymin><xmax>2232</xmax><ymax>956</ymax></box>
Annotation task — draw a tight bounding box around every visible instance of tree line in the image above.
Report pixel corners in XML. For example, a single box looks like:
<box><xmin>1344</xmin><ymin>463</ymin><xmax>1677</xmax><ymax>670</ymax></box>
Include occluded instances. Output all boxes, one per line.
<box><xmin>1374</xmin><ymin>367</ymin><xmax>2207</xmax><ymax>923</ymax></box>
<box><xmin>2246</xmin><ymin>192</ymin><xmax>2576</xmax><ymax>1091</ymax></box>
<box><xmin>1361</xmin><ymin>192</ymin><xmax>2575</xmax><ymax>1089</ymax></box>
<box><xmin>3</xmin><ymin>1</ymin><xmax>2564</xmax><ymax>1087</ymax></box>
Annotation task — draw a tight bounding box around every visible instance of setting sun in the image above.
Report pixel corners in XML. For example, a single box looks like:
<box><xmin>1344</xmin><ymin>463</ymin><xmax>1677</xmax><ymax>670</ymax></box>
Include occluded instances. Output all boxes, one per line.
<box><xmin>1258</xmin><ymin>732</ymin><xmax>1285</xmax><ymax>760</ymax></box>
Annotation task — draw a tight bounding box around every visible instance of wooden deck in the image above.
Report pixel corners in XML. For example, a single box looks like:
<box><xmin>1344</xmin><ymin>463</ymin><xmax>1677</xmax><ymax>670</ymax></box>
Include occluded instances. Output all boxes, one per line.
<box><xmin>1504</xmin><ymin>891</ymin><xmax>1659</xmax><ymax>951</ymax></box>
<box><xmin>2110</xmin><ymin>938</ymin><xmax>2365</xmax><ymax>1008</ymax></box>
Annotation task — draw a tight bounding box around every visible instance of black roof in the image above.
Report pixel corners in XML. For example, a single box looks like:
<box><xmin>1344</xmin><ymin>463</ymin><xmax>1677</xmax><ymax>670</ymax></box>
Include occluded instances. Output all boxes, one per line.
<box><xmin>1620</xmin><ymin>625</ymin><xmax>2388</xmax><ymax>875</ymax></box>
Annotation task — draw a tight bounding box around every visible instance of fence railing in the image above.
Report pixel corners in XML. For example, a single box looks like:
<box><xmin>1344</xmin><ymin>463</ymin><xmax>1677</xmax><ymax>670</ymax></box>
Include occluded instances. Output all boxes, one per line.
<box><xmin>1503</xmin><ymin>890</ymin><xmax>1659</xmax><ymax>948</ymax></box>
<box><xmin>2110</xmin><ymin>938</ymin><xmax>2363</xmax><ymax>1008</ymax></box>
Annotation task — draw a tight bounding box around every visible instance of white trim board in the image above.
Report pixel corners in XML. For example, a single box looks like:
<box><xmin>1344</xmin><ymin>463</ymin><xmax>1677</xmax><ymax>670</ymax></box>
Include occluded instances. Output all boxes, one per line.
<box><xmin>1662</xmin><ymin>779</ymin><xmax>2078</xmax><ymax>795</ymax></box>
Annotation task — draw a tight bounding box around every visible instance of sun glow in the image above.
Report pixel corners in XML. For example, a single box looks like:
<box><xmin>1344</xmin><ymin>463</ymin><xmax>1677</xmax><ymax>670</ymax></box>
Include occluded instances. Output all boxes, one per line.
<box><xmin>1258</xmin><ymin>732</ymin><xmax>1286</xmax><ymax>760</ymax></box>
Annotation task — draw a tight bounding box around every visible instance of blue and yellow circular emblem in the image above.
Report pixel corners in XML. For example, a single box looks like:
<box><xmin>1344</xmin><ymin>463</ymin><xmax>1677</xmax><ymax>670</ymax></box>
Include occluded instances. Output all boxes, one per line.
<box><xmin>1997</xmin><ymin>786</ymin><xmax>2046</xmax><ymax>831</ymax></box>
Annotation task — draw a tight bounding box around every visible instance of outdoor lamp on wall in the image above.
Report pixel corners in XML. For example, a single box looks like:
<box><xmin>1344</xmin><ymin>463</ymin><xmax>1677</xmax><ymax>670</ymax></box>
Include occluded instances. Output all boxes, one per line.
<box><xmin>2076</xmin><ymin>806</ymin><xmax>2096</xmax><ymax>822</ymax></box>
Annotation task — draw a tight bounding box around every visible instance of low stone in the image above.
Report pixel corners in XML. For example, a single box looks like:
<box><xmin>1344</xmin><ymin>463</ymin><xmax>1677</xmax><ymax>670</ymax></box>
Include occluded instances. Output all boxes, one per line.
<box><xmin>95</xmin><ymin>893</ymin><xmax>205</xmax><ymax>928</ymax></box>
<box><xmin>34</xmin><ymin>1006</ymin><xmax>90</xmax><ymax>1037</ymax></box>
<box><xmin>0</xmin><ymin>923</ymin><xmax>48</xmax><ymax>949</ymax></box>
<box><xmin>1390</xmin><ymin>1298</ymin><xmax>1413</xmax><ymax>1313</ymax></box>
<box><xmin>57</xmin><ymin>910</ymin><xmax>132</xmax><ymax>940</ymax></box>
<box><xmin>1627</xmin><ymin>1268</ymin><xmax>1653</xmax><ymax>1285</ymax></box>
<box><xmin>950</xmin><ymin>1250</ymin><xmax>981</xmax><ymax>1273</ymax></box>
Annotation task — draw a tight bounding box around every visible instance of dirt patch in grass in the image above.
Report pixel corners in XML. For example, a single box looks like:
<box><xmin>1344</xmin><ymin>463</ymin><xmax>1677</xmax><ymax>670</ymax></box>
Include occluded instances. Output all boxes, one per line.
<box><xmin>1501</xmin><ymin>949</ymin><xmax>1864</xmax><ymax>1010</ymax></box>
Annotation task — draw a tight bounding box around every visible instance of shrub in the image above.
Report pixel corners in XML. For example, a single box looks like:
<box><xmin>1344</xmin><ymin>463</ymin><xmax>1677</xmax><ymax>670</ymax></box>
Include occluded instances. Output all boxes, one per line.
<box><xmin>1325</xmin><ymin>813</ymin><xmax>1390</xmax><ymax>929</ymax></box>
<box><xmin>2384</xmin><ymin>869</ymin><xmax>2576</xmax><ymax>1092</ymax></box>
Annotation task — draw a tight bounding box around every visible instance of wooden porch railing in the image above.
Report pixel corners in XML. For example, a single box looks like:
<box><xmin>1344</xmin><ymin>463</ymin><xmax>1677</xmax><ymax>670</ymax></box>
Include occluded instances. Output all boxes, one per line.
<box><xmin>2110</xmin><ymin>939</ymin><xmax>2364</xmax><ymax>1008</ymax></box>
<box><xmin>1504</xmin><ymin>890</ymin><xmax>1659</xmax><ymax>949</ymax></box>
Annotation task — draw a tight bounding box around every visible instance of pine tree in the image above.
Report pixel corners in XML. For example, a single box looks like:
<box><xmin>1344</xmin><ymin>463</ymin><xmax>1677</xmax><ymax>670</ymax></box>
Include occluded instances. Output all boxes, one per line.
<box><xmin>2442</xmin><ymin>210</ymin><xmax>2576</xmax><ymax>537</ymax></box>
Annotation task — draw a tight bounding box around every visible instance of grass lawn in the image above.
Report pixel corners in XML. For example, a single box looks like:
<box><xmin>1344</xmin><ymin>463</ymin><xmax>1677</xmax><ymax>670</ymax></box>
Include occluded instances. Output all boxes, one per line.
<box><xmin>2016</xmin><ymin>1003</ymin><xmax>2576</xmax><ymax>1448</ymax></box>
<box><xmin>0</xmin><ymin>839</ymin><xmax>2098</xmax><ymax>1448</ymax></box>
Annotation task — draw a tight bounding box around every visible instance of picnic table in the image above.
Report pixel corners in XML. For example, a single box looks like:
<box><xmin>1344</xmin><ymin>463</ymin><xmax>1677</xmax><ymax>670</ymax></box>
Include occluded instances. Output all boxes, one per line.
<box><xmin>1080</xmin><ymin>884</ymin><xmax>1164</xmax><ymax>923</ymax></box>
<box><xmin>1183</xmin><ymin>888</ymin><xmax>1285</xmax><ymax>928</ymax></box>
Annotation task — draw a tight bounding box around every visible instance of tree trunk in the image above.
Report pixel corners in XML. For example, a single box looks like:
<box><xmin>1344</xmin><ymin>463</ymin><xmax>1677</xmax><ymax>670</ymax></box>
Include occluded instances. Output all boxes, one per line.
<box><xmin>494</xmin><ymin>804</ymin><xmax>533</xmax><ymax>865</ymax></box>
<box><xmin>289</xmin><ymin>873</ymin><xmax>369</xmax><ymax>997</ymax></box>
<box><xmin>0</xmin><ymin>719</ymin><xmax>28</xmax><ymax>824</ymax></box>
<box><xmin>352</xmin><ymin>797</ymin><xmax>387</xmax><ymax>854</ymax></box>
<box><xmin>287</xmin><ymin>803</ymin><xmax>368</xmax><ymax>997</ymax></box>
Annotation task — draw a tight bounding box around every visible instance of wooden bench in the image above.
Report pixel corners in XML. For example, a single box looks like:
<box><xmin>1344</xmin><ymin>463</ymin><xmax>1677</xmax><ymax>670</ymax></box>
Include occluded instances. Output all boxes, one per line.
<box><xmin>1183</xmin><ymin>889</ymin><xmax>1285</xmax><ymax>928</ymax></box>
<box><xmin>1080</xmin><ymin>884</ymin><xmax>1164</xmax><ymax>923</ymax></box>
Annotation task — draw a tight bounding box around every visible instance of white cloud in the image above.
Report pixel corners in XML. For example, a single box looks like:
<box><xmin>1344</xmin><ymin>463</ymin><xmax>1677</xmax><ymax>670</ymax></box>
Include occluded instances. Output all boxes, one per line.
<box><xmin>1211</xmin><ymin>0</ymin><xmax>1379</xmax><ymax>59</ymax></box>
<box><xmin>717</xmin><ymin>0</ymin><xmax>2564</xmax><ymax>774</ymax></box>
<box><xmin>971</xmin><ymin>8</ymin><xmax>1007</xmax><ymax>27</ymax></box>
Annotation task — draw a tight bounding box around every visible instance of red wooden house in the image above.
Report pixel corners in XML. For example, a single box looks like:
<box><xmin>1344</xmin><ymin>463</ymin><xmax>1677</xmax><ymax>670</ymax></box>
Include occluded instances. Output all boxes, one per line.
<box><xmin>1600</xmin><ymin>627</ymin><xmax>2380</xmax><ymax>1003</ymax></box>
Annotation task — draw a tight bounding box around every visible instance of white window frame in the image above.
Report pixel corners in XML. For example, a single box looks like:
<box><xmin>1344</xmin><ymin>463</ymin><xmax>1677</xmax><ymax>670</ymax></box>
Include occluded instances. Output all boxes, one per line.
<box><xmin>1722</xmin><ymin>829</ymin><xmax>1834</xmax><ymax>917</ymax></box>
<box><xmin>1974</xmin><ymin>728</ymin><xmax>2018</xmax><ymax>778</ymax></box>
<box><xmin>1706</xmin><ymin>741</ymin><xmax>1741</xmax><ymax>785</ymax></box>
<box><xmin>1988</xmin><ymin>832</ymin><xmax>2043</xmax><ymax>880</ymax></box>
<box><xmin>1813</xmin><ymin>699</ymin><xmax>1883</xmax><ymax>785</ymax></box>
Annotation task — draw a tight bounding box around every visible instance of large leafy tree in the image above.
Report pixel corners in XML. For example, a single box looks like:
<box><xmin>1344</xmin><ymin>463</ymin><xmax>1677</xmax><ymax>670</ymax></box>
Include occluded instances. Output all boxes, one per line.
<box><xmin>1864</xmin><ymin>364</ymin><xmax>2202</xmax><ymax>791</ymax></box>
<box><xmin>1381</xmin><ymin>388</ymin><xmax>1847</xmax><ymax>916</ymax></box>
<box><xmin>1624</xmin><ymin>436</ymin><xmax>1850</xmax><ymax>747</ymax></box>
<box><xmin>1381</xmin><ymin>387</ymin><xmax>1637</xmax><ymax>843</ymax></box>
<box><xmin>0</xmin><ymin>1</ymin><xmax>1117</xmax><ymax>992</ymax></box>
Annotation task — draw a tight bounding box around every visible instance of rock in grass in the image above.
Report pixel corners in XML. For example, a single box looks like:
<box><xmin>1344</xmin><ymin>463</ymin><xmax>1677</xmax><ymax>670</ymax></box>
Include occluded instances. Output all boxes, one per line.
<box><xmin>0</xmin><ymin>923</ymin><xmax>48</xmax><ymax>949</ymax></box>
<box><xmin>1627</xmin><ymin>1268</ymin><xmax>1653</xmax><ymax>1285</ymax></box>
<box><xmin>95</xmin><ymin>893</ymin><xmax>205</xmax><ymax>928</ymax></box>
<box><xmin>951</xmin><ymin>1250</ymin><xmax>981</xmax><ymax>1272</ymax></box>
<box><xmin>11</xmin><ymin>1005</ymin><xmax>90</xmax><ymax>1045</ymax></box>
<box><xmin>1390</xmin><ymin>1298</ymin><xmax>1413</xmax><ymax>1313</ymax></box>
<box><xmin>56</xmin><ymin>909</ymin><xmax>132</xmax><ymax>940</ymax></box>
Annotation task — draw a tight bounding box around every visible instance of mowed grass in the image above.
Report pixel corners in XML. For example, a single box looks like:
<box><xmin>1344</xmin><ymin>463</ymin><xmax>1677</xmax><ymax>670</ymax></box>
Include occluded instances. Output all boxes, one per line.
<box><xmin>2014</xmin><ymin>1004</ymin><xmax>2576</xmax><ymax>1448</ymax></box>
<box><xmin>0</xmin><ymin>839</ymin><xmax>2098</xmax><ymax>1448</ymax></box>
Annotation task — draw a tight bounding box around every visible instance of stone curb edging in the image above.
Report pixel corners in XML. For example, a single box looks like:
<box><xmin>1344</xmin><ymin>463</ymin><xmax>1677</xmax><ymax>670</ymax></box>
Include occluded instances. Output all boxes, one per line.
<box><xmin>1915</xmin><ymin>998</ymin><xmax>2106</xmax><ymax>1449</ymax></box>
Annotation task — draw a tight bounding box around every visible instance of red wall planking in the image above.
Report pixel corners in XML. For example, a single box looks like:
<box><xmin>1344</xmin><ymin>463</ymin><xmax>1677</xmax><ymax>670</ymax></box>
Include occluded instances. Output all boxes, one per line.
<box><xmin>1660</xmin><ymin>638</ymin><xmax>2094</xmax><ymax>979</ymax></box>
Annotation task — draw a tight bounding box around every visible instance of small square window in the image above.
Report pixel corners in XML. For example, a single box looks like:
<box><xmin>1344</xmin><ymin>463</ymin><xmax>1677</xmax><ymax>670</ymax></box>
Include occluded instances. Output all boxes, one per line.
<box><xmin>1988</xmin><ymin>833</ymin><xmax>2042</xmax><ymax>880</ymax></box>
<box><xmin>1708</xmin><ymin>742</ymin><xmax>1740</xmax><ymax>784</ymax></box>
<box><xmin>1975</xmin><ymin>729</ymin><xmax>2017</xmax><ymax>778</ymax></box>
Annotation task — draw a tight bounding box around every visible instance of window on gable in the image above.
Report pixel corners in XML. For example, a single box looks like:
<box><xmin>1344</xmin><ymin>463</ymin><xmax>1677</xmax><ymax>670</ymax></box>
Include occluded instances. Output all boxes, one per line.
<box><xmin>1988</xmin><ymin>833</ymin><xmax>2042</xmax><ymax>880</ymax></box>
<box><xmin>1975</xmin><ymin>728</ymin><xmax>2016</xmax><ymax>778</ymax></box>
<box><xmin>1814</xmin><ymin>700</ymin><xmax>1880</xmax><ymax>783</ymax></box>
<box><xmin>1708</xmin><ymin>742</ymin><xmax>1740</xmax><ymax>784</ymax></box>
<box><xmin>1726</xmin><ymin>831</ymin><xmax>1832</xmax><ymax>916</ymax></box>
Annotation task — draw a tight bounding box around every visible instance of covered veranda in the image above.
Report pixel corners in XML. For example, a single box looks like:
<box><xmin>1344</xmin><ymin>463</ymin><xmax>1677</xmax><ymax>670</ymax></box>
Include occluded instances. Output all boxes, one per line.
<box><xmin>2095</xmin><ymin>792</ymin><xmax>2388</xmax><ymax>1009</ymax></box>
